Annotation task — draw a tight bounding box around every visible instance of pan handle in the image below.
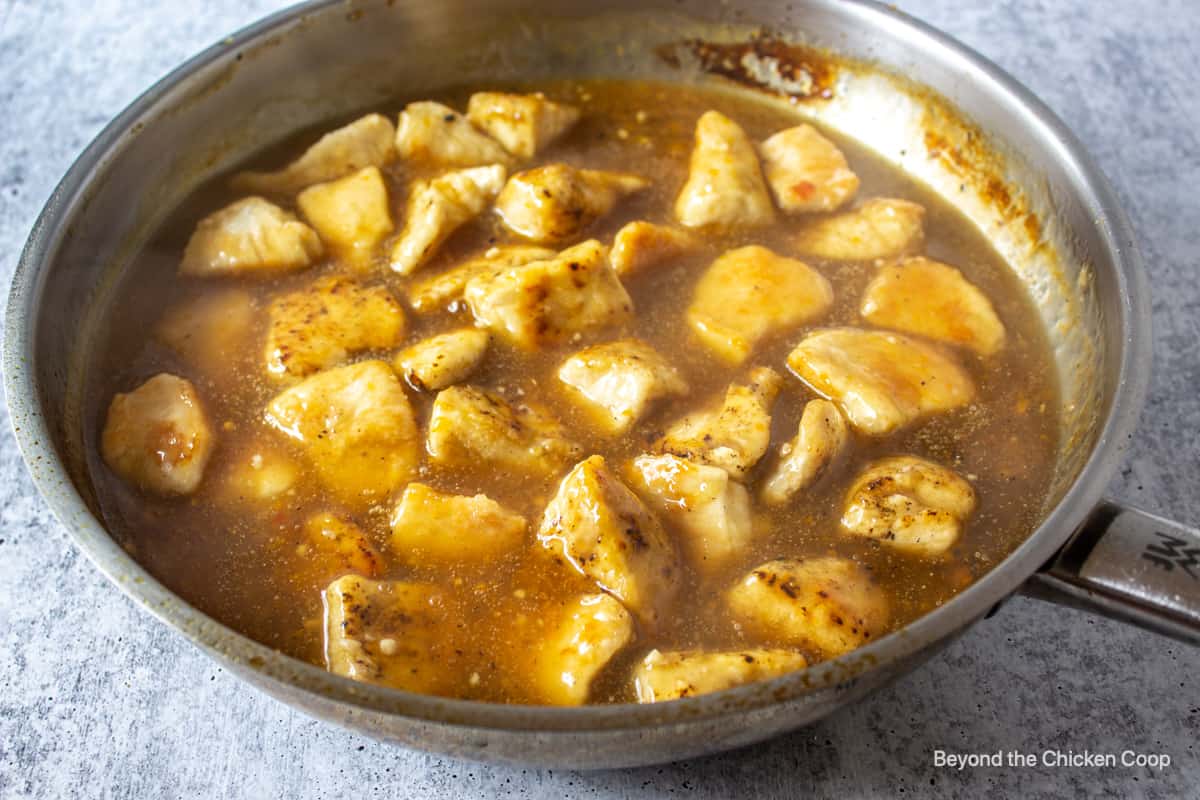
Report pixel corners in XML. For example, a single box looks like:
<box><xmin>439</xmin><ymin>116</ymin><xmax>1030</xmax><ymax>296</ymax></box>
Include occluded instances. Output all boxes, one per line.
<box><xmin>1020</xmin><ymin>500</ymin><xmax>1200</xmax><ymax>645</ymax></box>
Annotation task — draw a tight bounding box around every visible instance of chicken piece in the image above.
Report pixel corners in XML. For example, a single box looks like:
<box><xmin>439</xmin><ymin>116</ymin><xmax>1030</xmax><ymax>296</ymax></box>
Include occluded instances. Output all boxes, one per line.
<box><xmin>557</xmin><ymin>339</ymin><xmax>688</xmax><ymax>433</ymax></box>
<box><xmin>299</xmin><ymin>512</ymin><xmax>384</xmax><ymax>581</ymax></box>
<box><xmin>758</xmin><ymin>124</ymin><xmax>859</xmax><ymax>214</ymax></box>
<box><xmin>538</xmin><ymin>456</ymin><xmax>680</xmax><ymax>625</ymax></box>
<box><xmin>860</xmin><ymin>256</ymin><xmax>1007</xmax><ymax>356</ymax></box>
<box><xmin>464</xmin><ymin>239</ymin><xmax>633</xmax><ymax>349</ymax></box>
<box><xmin>674</xmin><ymin>110</ymin><xmax>774</xmax><ymax>229</ymax></box>
<box><xmin>178</xmin><ymin>197</ymin><xmax>323</xmax><ymax>278</ymax></box>
<box><xmin>217</xmin><ymin>444</ymin><xmax>300</xmax><ymax>505</ymax></box>
<box><xmin>389</xmin><ymin>482</ymin><xmax>526</xmax><ymax>564</ymax></box>
<box><xmin>394</xmin><ymin>101</ymin><xmax>511</xmax><ymax>168</ymax></box>
<box><xmin>427</xmin><ymin>385</ymin><xmax>581</xmax><ymax>477</ymax></box>
<box><xmin>495</xmin><ymin>164</ymin><xmax>649</xmax><ymax>244</ymax></box>
<box><xmin>388</xmin><ymin>164</ymin><xmax>507</xmax><ymax>275</ymax></box>
<box><xmin>155</xmin><ymin>289</ymin><xmax>257</xmax><ymax>380</ymax></box>
<box><xmin>841</xmin><ymin>456</ymin><xmax>977</xmax><ymax>557</ymax></box>
<box><xmin>761</xmin><ymin>399</ymin><xmax>849</xmax><ymax>506</ymax></box>
<box><xmin>633</xmin><ymin>648</ymin><xmax>808</xmax><ymax>703</ymax></box>
<box><xmin>532</xmin><ymin>593</ymin><xmax>634</xmax><ymax>706</ymax></box>
<box><xmin>406</xmin><ymin>245</ymin><xmax>556</xmax><ymax>312</ymax></box>
<box><xmin>786</xmin><ymin>328</ymin><xmax>975</xmax><ymax>435</ymax></box>
<box><xmin>264</xmin><ymin>360</ymin><xmax>419</xmax><ymax>505</ymax></box>
<box><xmin>655</xmin><ymin>367</ymin><xmax>782</xmax><ymax>480</ymax></box>
<box><xmin>791</xmin><ymin>197</ymin><xmax>925</xmax><ymax>261</ymax></box>
<box><xmin>101</xmin><ymin>373</ymin><xmax>214</xmax><ymax>496</ymax></box>
<box><xmin>630</xmin><ymin>453</ymin><xmax>753</xmax><ymax>572</ymax></box>
<box><xmin>295</xmin><ymin>166</ymin><xmax>393</xmax><ymax>268</ymax></box>
<box><xmin>232</xmin><ymin>113</ymin><xmax>396</xmax><ymax>195</ymax></box>
<box><xmin>687</xmin><ymin>245</ymin><xmax>833</xmax><ymax>364</ymax></box>
<box><xmin>264</xmin><ymin>275</ymin><xmax>405</xmax><ymax>380</ymax></box>
<box><xmin>466</xmin><ymin>92</ymin><xmax>581</xmax><ymax>160</ymax></box>
<box><xmin>323</xmin><ymin>575</ymin><xmax>459</xmax><ymax>692</ymax></box>
<box><xmin>610</xmin><ymin>221</ymin><xmax>700</xmax><ymax>278</ymax></box>
<box><xmin>728</xmin><ymin>557</ymin><xmax>890</xmax><ymax>657</ymax></box>
<box><xmin>394</xmin><ymin>328</ymin><xmax>489</xmax><ymax>392</ymax></box>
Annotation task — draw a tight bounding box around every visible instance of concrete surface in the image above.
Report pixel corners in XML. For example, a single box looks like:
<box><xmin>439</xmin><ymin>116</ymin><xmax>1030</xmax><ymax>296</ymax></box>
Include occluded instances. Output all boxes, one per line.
<box><xmin>0</xmin><ymin>1</ymin><xmax>1197</xmax><ymax>797</ymax></box>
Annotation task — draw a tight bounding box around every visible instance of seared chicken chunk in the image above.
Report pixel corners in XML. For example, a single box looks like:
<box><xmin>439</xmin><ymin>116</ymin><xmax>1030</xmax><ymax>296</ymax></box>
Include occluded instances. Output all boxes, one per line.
<box><xmin>630</xmin><ymin>453</ymin><xmax>753</xmax><ymax>572</ymax></box>
<box><xmin>179</xmin><ymin>197</ymin><xmax>323</xmax><ymax>278</ymax></box>
<box><xmin>217</xmin><ymin>443</ymin><xmax>299</xmax><ymax>505</ymax></box>
<box><xmin>390</xmin><ymin>482</ymin><xmax>526</xmax><ymax>565</ymax></box>
<box><xmin>264</xmin><ymin>275</ymin><xmax>405</xmax><ymax>380</ymax></box>
<box><xmin>687</xmin><ymin>245</ymin><xmax>833</xmax><ymax>364</ymax></box>
<box><xmin>758</xmin><ymin>124</ymin><xmax>859</xmax><ymax>214</ymax></box>
<box><xmin>300</xmin><ymin>512</ymin><xmax>384</xmax><ymax>581</ymax></box>
<box><xmin>495</xmin><ymin>164</ymin><xmax>648</xmax><ymax>243</ymax></box>
<box><xmin>633</xmin><ymin>648</ymin><xmax>807</xmax><ymax>703</ymax></box>
<box><xmin>728</xmin><ymin>557</ymin><xmax>889</xmax><ymax>657</ymax></box>
<box><xmin>155</xmin><ymin>289</ymin><xmax>257</xmax><ymax>381</ymax></box>
<box><xmin>394</xmin><ymin>101</ymin><xmax>511</xmax><ymax>167</ymax></box>
<box><xmin>532</xmin><ymin>593</ymin><xmax>634</xmax><ymax>705</ymax></box>
<box><xmin>427</xmin><ymin>385</ymin><xmax>581</xmax><ymax>477</ymax></box>
<box><xmin>232</xmin><ymin>113</ymin><xmax>396</xmax><ymax>195</ymax></box>
<box><xmin>407</xmin><ymin>245</ymin><xmax>555</xmax><ymax>312</ymax></box>
<box><xmin>323</xmin><ymin>575</ymin><xmax>458</xmax><ymax>692</ymax></box>
<box><xmin>296</xmin><ymin>166</ymin><xmax>393</xmax><ymax>268</ymax></box>
<box><xmin>791</xmin><ymin>197</ymin><xmax>925</xmax><ymax>261</ymax></box>
<box><xmin>389</xmin><ymin>164</ymin><xmax>507</xmax><ymax>275</ymax></box>
<box><xmin>557</xmin><ymin>339</ymin><xmax>687</xmax><ymax>433</ymax></box>
<box><xmin>842</xmin><ymin>456</ymin><xmax>976</xmax><ymax>557</ymax></box>
<box><xmin>538</xmin><ymin>456</ymin><xmax>680</xmax><ymax>625</ymax></box>
<box><xmin>860</xmin><ymin>256</ymin><xmax>1007</xmax><ymax>356</ymax></box>
<box><xmin>610</xmin><ymin>221</ymin><xmax>699</xmax><ymax>278</ymax></box>
<box><xmin>655</xmin><ymin>367</ymin><xmax>782</xmax><ymax>480</ymax></box>
<box><xmin>761</xmin><ymin>399</ymin><xmax>849</xmax><ymax>505</ymax></box>
<box><xmin>786</xmin><ymin>328</ymin><xmax>974</xmax><ymax>435</ymax></box>
<box><xmin>464</xmin><ymin>239</ymin><xmax>633</xmax><ymax>349</ymax></box>
<box><xmin>264</xmin><ymin>360</ymin><xmax>419</xmax><ymax>505</ymax></box>
<box><xmin>101</xmin><ymin>373</ymin><xmax>214</xmax><ymax>495</ymax></box>
<box><xmin>674</xmin><ymin>110</ymin><xmax>774</xmax><ymax>229</ymax></box>
<box><xmin>394</xmin><ymin>328</ymin><xmax>490</xmax><ymax>392</ymax></box>
<box><xmin>466</xmin><ymin>92</ymin><xmax>581</xmax><ymax>160</ymax></box>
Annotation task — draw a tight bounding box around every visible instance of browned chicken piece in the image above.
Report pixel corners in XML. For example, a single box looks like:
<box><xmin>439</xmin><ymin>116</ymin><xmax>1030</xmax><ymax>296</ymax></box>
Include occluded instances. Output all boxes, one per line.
<box><xmin>466</xmin><ymin>92</ymin><xmax>581</xmax><ymax>160</ymax></box>
<box><xmin>394</xmin><ymin>328</ymin><xmax>490</xmax><ymax>392</ymax></box>
<box><xmin>495</xmin><ymin>164</ymin><xmax>649</xmax><ymax>244</ymax></box>
<box><xmin>860</xmin><ymin>256</ymin><xmax>1007</xmax><ymax>356</ymax></box>
<box><xmin>389</xmin><ymin>482</ymin><xmax>527</xmax><ymax>565</ymax></box>
<box><xmin>655</xmin><ymin>367</ymin><xmax>782</xmax><ymax>480</ymax></box>
<box><xmin>394</xmin><ymin>101</ymin><xmax>511</xmax><ymax>167</ymax></box>
<box><xmin>531</xmin><ymin>593</ymin><xmax>634</xmax><ymax>706</ymax></box>
<box><xmin>101</xmin><ymin>373</ymin><xmax>214</xmax><ymax>496</ymax></box>
<box><xmin>464</xmin><ymin>239</ymin><xmax>633</xmax><ymax>349</ymax></box>
<box><xmin>674</xmin><ymin>110</ymin><xmax>775</xmax><ymax>229</ymax></box>
<box><xmin>557</xmin><ymin>339</ymin><xmax>688</xmax><ymax>433</ymax></box>
<box><xmin>232</xmin><ymin>113</ymin><xmax>396</xmax><ymax>195</ymax></box>
<box><xmin>264</xmin><ymin>275</ymin><xmax>405</xmax><ymax>380</ymax></box>
<box><xmin>299</xmin><ymin>512</ymin><xmax>385</xmax><ymax>581</ymax></box>
<box><xmin>687</xmin><ymin>245</ymin><xmax>833</xmax><ymax>364</ymax></box>
<box><xmin>426</xmin><ymin>385</ymin><xmax>582</xmax><ymax>477</ymax></box>
<box><xmin>155</xmin><ymin>289</ymin><xmax>258</xmax><ymax>381</ymax></box>
<box><xmin>791</xmin><ymin>197</ymin><xmax>925</xmax><ymax>261</ymax></box>
<box><xmin>633</xmin><ymin>648</ymin><xmax>808</xmax><ymax>703</ymax></box>
<box><xmin>264</xmin><ymin>360</ymin><xmax>420</xmax><ymax>506</ymax></box>
<box><xmin>406</xmin><ymin>245</ymin><xmax>556</xmax><ymax>312</ymax></box>
<box><xmin>841</xmin><ymin>456</ymin><xmax>977</xmax><ymax>557</ymax></box>
<box><xmin>758</xmin><ymin>124</ymin><xmax>859</xmax><ymax>214</ymax></box>
<box><xmin>296</xmin><ymin>166</ymin><xmax>393</xmax><ymax>269</ymax></box>
<box><xmin>538</xmin><ymin>456</ymin><xmax>681</xmax><ymax>626</ymax></box>
<box><xmin>728</xmin><ymin>557</ymin><xmax>890</xmax><ymax>658</ymax></box>
<box><xmin>179</xmin><ymin>197</ymin><xmax>323</xmax><ymax>278</ymax></box>
<box><xmin>786</xmin><ymin>328</ymin><xmax>975</xmax><ymax>435</ymax></box>
<box><xmin>610</xmin><ymin>221</ymin><xmax>700</xmax><ymax>278</ymax></box>
<box><xmin>760</xmin><ymin>399</ymin><xmax>849</xmax><ymax>506</ymax></box>
<box><xmin>389</xmin><ymin>164</ymin><xmax>507</xmax><ymax>275</ymax></box>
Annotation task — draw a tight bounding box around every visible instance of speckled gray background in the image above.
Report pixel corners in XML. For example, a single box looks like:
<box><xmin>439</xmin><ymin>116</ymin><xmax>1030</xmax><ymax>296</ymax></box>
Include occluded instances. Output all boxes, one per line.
<box><xmin>0</xmin><ymin>1</ymin><xmax>1197</xmax><ymax>798</ymax></box>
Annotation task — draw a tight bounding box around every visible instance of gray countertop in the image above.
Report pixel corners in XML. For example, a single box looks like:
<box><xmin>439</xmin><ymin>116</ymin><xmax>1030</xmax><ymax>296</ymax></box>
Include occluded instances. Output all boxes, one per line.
<box><xmin>1</xmin><ymin>1</ymin><xmax>1197</xmax><ymax>797</ymax></box>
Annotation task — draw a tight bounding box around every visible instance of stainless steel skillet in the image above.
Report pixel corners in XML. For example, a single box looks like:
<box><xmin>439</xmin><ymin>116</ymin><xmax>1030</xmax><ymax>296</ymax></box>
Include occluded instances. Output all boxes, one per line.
<box><xmin>5</xmin><ymin>0</ymin><xmax>1198</xmax><ymax>769</ymax></box>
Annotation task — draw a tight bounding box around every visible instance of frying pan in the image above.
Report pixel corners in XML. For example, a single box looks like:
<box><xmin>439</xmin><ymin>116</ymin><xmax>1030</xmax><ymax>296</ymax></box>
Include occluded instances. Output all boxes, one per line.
<box><xmin>5</xmin><ymin>0</ymin><xmax>1199</xmax><ymax>769</ymax></box>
